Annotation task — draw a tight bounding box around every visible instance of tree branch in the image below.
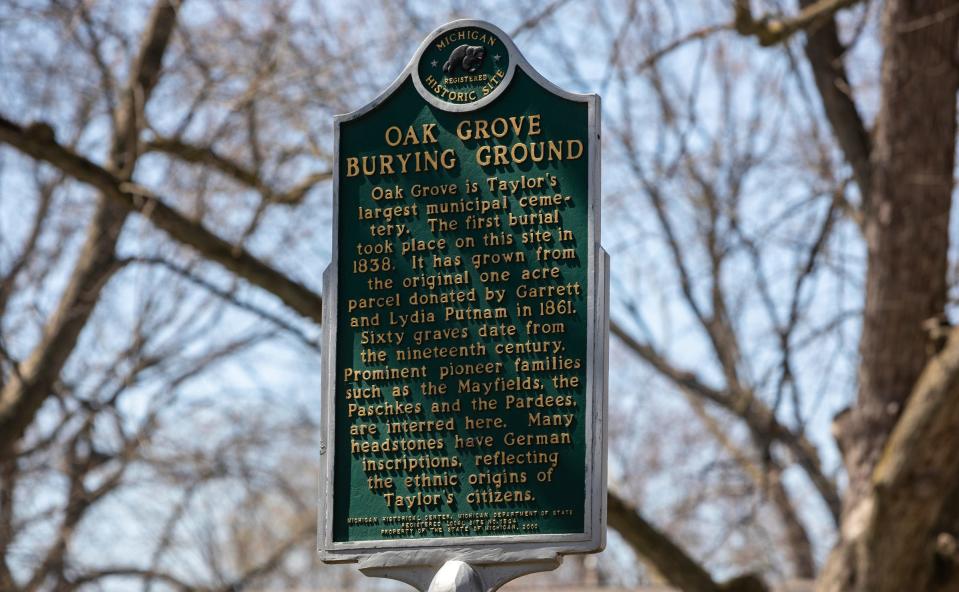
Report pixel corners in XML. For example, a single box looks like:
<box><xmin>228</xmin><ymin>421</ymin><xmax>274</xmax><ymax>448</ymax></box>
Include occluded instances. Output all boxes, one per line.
<box><xmin>144</xmin><ymin>136</ymin><xmax>330</xmax><ymax>204</ymax></box>
<box><xmin>608</xmin><ymin>491</ymin><xmax>768</xmax><ymax>592</ymax></box>
<box><xmin>796</xmin><ymin>0</ymin><xmax>873</xmax><ymax>208</ymax></box>
<box><xmin>0</xmin><ymin>169</ymin><xmax>59</xmax><ymax>322</ymax></box>
<box><xmin>822</xmin><ymin>326</ymin><xmax>959</xmax><ymax>590</ymax></box>
<box><xmin>610</xmin><ymin>319</ymin><xmax>842</xmax><ymax>523</ymax></box>
<box><xmin>69</xmin><ymin>568</ymin><xmax>191</xmax><ymax>591</ymax></box>
<box><xmin>122</xmin><ymin>256</ymin><xmax>320</xmax><ymax>349</ymax></box>
<box><xmin>0</xmin><ymin>454</ymin><xmax>17</xmax><ymax>592</ymax></box>
<box><xmin>509</xmin><ymin>0</ymin><xmax>572</xmax><ymax>37</ymax></box>
<box><xmin>210</xmin><ymin>524</ymin><xmax>314</xmax><ymax>592</ymax></box>
<box><xmin>637</xmin><ymin>24</ymin><xmax>732</xmax><ymax>72</ymax></box>
<box><xmin>687</xmin><ymin>398</ymin><xmax>815</xmax><ymax>578</ymax></box>
<box><xmin>734</xmin><ymin>0</ymin><xmax>865</xmax><ymax>46</ymax></box>
<box><xmin>0</xmin><ymin>0</ymin><xmax>183</xmax><ymax>457</ymax></box>
<box><xmin>608</xmin><ymin>490</ymin><xmax>722</xmax><ymax>592</ymax></box>
<box><xmin>734</xmin><ymin>0</ymin><xmax>873</xmax><ymax>205</ymax></box>
<box><xmin>0</xmin><ymin>116</ymin><xmax>324</xmax><ymax>327</ymax></box>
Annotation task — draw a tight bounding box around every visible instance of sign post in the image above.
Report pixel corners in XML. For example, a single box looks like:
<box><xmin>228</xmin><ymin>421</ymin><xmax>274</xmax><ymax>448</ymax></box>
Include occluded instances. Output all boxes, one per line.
<box><xmin>319</xmin><ymin>20</ymin><xmax>608</xmax><ymax>591</ymax></box>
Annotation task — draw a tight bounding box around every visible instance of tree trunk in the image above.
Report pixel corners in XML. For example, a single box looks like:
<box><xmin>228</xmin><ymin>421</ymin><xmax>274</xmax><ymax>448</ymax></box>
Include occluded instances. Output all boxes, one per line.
<box><xmin>818</xmin><ymin>0</ymin><xmax>959</xmax><ymax>590</ymax></box>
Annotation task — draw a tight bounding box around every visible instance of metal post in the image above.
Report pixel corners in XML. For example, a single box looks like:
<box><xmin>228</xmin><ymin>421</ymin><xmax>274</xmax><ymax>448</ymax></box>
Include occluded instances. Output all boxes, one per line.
<box><xmin>427</xmin><ymin>561</ymin><xmax>483</xmax><ymax>592</ymax></box>
<box><xmin>358</xmin><ymin>552</ymin><xmax>561</xmax><ymax>591</ymax></box>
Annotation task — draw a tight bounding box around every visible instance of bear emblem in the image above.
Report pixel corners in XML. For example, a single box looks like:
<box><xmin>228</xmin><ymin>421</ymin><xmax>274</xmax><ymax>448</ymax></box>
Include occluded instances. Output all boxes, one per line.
<box><xmin>443</xmin><ymin>44</ymin><xmax>486</xmax><ymax>74</ymax></box>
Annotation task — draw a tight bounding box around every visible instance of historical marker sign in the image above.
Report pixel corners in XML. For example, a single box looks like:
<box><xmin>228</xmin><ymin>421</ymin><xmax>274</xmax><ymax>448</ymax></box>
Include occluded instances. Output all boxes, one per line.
<box><xmin>319</xmin><ymin>19</ymin><xmax>607</xmax><ymax>585</ymax></box>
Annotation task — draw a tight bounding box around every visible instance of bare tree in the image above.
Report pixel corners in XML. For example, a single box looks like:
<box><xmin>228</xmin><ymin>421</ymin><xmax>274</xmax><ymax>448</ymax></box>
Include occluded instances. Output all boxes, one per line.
<box><xmin>1</xmin><ymin>1</ymin><xmax>957</xmax><ymax>592</ymax></box>
<box><xmin>590</xmin><ymin>0</ymin><xmax>959</xmax><ymax>589</ymax></box>
<box><xmin>0</xmin><ymin>1</ymin><xmax>371</xmax><ymax>589</ymax></box>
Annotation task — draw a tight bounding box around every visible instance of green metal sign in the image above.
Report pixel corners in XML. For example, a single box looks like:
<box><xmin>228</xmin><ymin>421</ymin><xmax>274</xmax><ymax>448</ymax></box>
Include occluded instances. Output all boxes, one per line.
<box><xmin>320</xmin><ymin>20</ymin><xmax>607</xmax><ymax>565</ymax></box>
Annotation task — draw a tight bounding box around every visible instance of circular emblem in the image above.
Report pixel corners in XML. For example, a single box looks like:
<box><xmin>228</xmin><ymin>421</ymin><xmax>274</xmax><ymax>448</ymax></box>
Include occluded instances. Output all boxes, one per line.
<box><xmin>414</xmin><ymin>23</ymin><xmax>514</xmax><ymax>110</ymax></box>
